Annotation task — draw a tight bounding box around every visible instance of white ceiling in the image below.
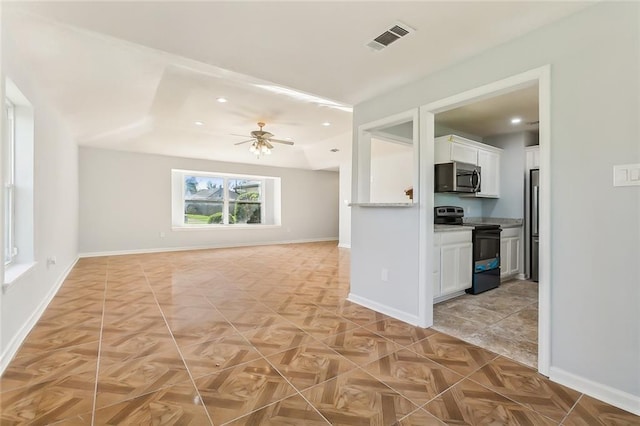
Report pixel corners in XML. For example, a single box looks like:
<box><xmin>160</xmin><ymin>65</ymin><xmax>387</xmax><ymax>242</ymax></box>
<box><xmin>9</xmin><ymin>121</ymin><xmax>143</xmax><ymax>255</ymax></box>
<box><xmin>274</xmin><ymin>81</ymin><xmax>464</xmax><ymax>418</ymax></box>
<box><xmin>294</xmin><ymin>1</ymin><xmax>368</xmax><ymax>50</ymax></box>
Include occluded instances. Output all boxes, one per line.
<box><xmin>4</xmin><ymin>2</ymin><xmax>590</xmax><ymax>170</ymax></box>
<box><xmin>436</xmin><ymin>84</ymin><xmax>540</xmax><ymax>138</ymax></box>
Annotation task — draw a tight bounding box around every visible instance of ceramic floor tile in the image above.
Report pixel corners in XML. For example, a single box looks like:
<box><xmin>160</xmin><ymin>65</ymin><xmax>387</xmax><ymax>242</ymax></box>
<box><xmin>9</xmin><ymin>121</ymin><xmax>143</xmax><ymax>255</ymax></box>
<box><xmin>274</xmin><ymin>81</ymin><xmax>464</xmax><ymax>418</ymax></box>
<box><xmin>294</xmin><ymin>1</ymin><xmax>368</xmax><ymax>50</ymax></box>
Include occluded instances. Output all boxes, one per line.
<box><xmin>289</xmin><ymin>309</ymin><xmax>360</xmax><ymax>340</ymax></box>
<box><xmin>95</xmin><ymin>351</ymin><xmax>191</xmax><ymax>409</ymax></box>
<box><xmin>562</xmin><ymin>394</ymin><xmax>640</xmax><ymax>426</ymax></box>
<box><xmin>464</xmin><ymin>330</ymin><xmax>538</xmax><ymax>369</ymax></box>
<box><xmin>301</xmin><ymin>368</ymin><xmax>419</xmax><ymax>426</ymax></box>
<box><xmin>266</xmin><ymin>341</ymin><xmax>358</xmax><ymax>391</ymax></box>
<box><xmin>99</xmin><ymin>330</ymin><xmax>180</xmax><ymax>362</ymax></box>
<box><xmin>1</xmin><ymin>244</ymin><xmax>629</xmax><ymax>425</ymax></box>
<box><xmin>0</xmin><ymin>342</ymin><xmax>98</xmax><ymax>393</ymax></box>
<box><xmin>364</xmin><ymin>317</ymin><xmax>438</xmax><ymax>347</ymax></box>
<box><xmin>195</xmin><ymin>358</ymin><xmax>298</xmax><ymax>425</ymax></box>
<box><xmin>488</xmin><ymin>306</ymin><xmax>538</xmax><ymax>343</ymax></box>
<box><xmin>469</xmin><ymin>356</ymin><xmax>580</xmax><ymax>421</ymax></box>
<box><xmin>362</xmin><ymin>348</ymin><xmax>463</xmax><ymax>406</ymax></box>
<box><xmin>241</xmin><ymin>321</ymin><xmax>317</xmax><ymax>356</ymax></box>
<box><xmin>406</xmin><ymin>333</ymin><xmax>498</xmax><ymax>376</ymax></box>
<box><xmin>180</xmin><ymin>333</ymin><xmax>263</xmax><ymax>379</ymax></box>
<box><xmin>322</xmin><ymin>327</ymin><xmax>401</xmax><ymax>365</ymax></box>
<box><xmin>18</xmin><ymin>323</ymin><xmax>101</xmax><ymax>355</ymax></box>
<box><xmin>223</xmin><ymin>394</ymin><xmax>330</xmax><ymax>425</ymax></box>
<box><xmin>396</xmin><ymin>408</ymin><xmax>447</xmax><ymax>425</ymax></box>
<box><xmin>92</xmin><ymin>380</ymin><xmax>212</xmax><ymax>425</ymax></box>
<box><xmin>0</xmin><ymin>370</ymin><xmax>96</xmax><ymax>425</ymax></box>
<box><xmin>424</xmin><ymin>378</ymin><xmax>557</xmax><ymax>425</ymax></box>
<box><xmin>169</xmin><ymin>317</ymin><xmax>238</xmax><ymax>348</ymax></box>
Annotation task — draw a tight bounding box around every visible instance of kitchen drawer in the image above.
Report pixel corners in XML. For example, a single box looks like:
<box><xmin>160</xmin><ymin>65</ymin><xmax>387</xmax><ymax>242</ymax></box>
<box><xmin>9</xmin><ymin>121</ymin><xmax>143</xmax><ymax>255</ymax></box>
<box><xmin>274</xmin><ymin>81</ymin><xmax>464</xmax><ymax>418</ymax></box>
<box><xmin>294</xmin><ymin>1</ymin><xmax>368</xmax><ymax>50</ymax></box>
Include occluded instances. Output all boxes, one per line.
<box><xmin>441</xmin><ymin>230</ymin><xmax>472</xmax><ymax>245</ymax></box>
<box><xmin>501</xmin><ymin>227</ymin><xmax>520</xmax><ymax>239</ymax></box>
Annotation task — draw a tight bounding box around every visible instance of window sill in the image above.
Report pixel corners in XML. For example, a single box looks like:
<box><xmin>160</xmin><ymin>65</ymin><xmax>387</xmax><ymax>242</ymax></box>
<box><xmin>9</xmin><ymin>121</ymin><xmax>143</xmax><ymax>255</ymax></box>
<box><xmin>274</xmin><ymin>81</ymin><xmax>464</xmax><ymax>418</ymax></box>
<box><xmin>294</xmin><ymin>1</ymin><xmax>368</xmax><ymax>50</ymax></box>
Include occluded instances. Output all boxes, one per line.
<box><xmin>3</xmin><ymin>261</ymin><xmax>37</xmax><ymax>292</ymax></box>
<box><xmin>172</xmin><ymin>224</ymin><xmax>281</xmax><ymax>231</ymax></box>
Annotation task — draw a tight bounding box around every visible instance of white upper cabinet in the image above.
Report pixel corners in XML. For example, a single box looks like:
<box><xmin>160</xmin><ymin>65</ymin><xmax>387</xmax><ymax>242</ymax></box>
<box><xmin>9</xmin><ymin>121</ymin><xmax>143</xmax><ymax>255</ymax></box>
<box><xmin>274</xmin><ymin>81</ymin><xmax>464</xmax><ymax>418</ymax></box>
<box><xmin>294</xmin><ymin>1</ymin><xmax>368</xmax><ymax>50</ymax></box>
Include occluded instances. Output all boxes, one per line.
<box><xmin>477</xmin><ymin>149</ymin><xmax>500</xmax><ymax>198</ymax></box>
<box><xmin>526</xmin><ymin>145</ymin><xmax>540</xmax><ymax>170</ymax></box>
<box><xmin>450</xmin><ymin>143</ymin><xmax>478</xmax><ymax>165</ymax></box>
<box><xmin>435</xmin><ymin>135</ymin><xmax>502</xmax><ymax>198</ymax></box>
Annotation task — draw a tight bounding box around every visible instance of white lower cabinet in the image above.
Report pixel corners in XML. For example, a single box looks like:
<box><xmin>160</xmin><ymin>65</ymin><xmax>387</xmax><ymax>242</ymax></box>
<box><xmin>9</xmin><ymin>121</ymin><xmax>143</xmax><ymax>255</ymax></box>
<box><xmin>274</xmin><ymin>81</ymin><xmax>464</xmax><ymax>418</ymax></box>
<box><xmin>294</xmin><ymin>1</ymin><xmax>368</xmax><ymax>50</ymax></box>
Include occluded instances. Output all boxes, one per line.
<box><xmin>500</xmin><ymin>227</ymin><xmax>522</xmax><ymax>280</ymax></box>
<box><xmin>434</xmin><ymin>230</ymin><xmax>472</xmax><ymax>302</ymax></box>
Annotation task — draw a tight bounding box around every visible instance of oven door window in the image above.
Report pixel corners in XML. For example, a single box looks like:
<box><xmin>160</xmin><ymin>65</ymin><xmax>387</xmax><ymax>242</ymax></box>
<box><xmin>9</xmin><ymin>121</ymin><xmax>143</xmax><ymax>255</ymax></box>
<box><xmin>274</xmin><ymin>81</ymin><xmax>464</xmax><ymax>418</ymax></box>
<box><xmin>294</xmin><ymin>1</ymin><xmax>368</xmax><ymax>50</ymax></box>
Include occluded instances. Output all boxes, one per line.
<box><xmin>474</xmin><ymin>234</ymin><xmax>500</xmax><ymax>261</ymax></box>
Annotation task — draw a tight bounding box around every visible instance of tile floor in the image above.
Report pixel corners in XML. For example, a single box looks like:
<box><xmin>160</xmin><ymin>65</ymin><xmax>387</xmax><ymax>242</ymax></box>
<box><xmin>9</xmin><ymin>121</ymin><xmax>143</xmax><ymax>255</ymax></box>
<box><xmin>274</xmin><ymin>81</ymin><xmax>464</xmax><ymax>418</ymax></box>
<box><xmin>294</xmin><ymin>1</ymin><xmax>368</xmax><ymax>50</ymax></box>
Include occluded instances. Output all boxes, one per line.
<box><xmin>1</xmin><ymin>242</ymin><xmax>638</xmax><ymax>425</ymax></box>
<box><xmin>433</xmin><ymin>279</ymin><xmax>539</xmax><ymax>368</ymax></box>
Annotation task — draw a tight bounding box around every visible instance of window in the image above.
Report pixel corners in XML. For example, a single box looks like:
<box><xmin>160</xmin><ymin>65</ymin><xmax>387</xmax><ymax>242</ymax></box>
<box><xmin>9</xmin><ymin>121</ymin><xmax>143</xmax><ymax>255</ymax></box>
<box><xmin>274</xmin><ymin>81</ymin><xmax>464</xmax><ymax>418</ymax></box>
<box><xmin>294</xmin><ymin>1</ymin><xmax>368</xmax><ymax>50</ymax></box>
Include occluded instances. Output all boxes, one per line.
<box><xmin>4</xmin><ymin>101</ymin><xmax>15</xmax><ymax>264</ymax></box>
<box><xmin>3</xmin><ymin>79</ymin><xmax>35</xmax><ymax>284</ymax></box>
<box><xmin>172</xmin><ymin>169</ymin><xmax>280</xmax><ymax>228</ymax></box>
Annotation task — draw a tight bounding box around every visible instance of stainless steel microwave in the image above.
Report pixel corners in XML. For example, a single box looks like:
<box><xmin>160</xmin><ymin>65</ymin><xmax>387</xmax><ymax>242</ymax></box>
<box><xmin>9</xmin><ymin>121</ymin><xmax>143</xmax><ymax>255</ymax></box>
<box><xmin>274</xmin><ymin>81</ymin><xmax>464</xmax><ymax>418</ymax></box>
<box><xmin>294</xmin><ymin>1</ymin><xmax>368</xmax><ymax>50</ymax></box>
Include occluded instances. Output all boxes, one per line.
<box><xmin>435</xmin><ymin>161</ymin><xmax>481</xmax><ymax>193</ymax></box>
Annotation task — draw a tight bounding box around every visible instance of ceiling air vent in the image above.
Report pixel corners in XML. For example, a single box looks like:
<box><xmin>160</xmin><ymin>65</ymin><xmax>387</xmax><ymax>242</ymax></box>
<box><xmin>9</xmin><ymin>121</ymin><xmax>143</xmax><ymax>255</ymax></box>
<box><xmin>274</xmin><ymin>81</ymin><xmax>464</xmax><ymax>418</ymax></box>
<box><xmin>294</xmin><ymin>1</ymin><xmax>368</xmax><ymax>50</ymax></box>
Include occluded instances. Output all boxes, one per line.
<box><xmin>366</xmin><ymin>21</ymin><xmax>415</xmax><ymax>51</ymax></box>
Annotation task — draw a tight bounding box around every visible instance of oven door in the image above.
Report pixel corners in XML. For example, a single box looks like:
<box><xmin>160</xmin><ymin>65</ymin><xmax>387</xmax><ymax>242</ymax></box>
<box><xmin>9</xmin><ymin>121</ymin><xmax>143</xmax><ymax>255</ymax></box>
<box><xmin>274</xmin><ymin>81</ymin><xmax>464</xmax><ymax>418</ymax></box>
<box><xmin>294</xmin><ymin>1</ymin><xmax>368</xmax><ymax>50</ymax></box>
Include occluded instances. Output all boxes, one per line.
<box><xmin>473</xmin><ymin>229</ymin><xmax>501</xmax><ymax>265</ymax></box>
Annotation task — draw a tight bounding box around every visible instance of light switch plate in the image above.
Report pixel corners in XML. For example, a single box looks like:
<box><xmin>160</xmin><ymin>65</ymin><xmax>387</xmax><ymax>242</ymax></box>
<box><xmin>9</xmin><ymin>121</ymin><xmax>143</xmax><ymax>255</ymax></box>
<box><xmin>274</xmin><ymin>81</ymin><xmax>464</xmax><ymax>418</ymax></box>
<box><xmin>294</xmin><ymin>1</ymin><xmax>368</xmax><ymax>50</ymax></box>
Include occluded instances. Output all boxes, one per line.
<box><xmin>613</xmin><ymin>164</ymin><xmax>640</xmax><ymax>187</ymax></box>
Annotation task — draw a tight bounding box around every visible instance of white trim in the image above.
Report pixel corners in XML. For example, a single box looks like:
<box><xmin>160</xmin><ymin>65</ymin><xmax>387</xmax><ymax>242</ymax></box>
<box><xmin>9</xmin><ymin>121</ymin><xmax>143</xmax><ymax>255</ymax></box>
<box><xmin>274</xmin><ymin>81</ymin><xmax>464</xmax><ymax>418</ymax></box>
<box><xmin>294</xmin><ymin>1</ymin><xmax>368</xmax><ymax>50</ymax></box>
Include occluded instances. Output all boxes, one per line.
<box><xmin>78</xmin><ymin>237</ymin><xmax>339</xmax><ymax>258</ymax></box>
<box><xmin>172</xmin><ymin>224</ymin><xmax>281</xmax><ymax>231</ymax></box>
<box><xmin>0</xmin><ymin>257</ymin><xmax>79</xmax><ymax>375</ymax></box>
<box><xmin>418</xmin><ymin>65</ymin><xmax>551</xmax><ymax>375</ymax></box>
<box><xmin>347</xmin><ymin>293</ymin><xmax>420</xmax><ymax>326</ymax></box>
<box><xmin>3</xmin><ymin>261</ymin><xmax>37</xmax><ymax>290</ymax></box>
<box><xmin>354</xmin><ymin>108</ymin><xmax>419</xmax><ymax>204</ymax></box>
<box><xmin>550</xmin><ymin>367</ymin><xmax>640</xmax><ymax>416</ymax></box>
<box><xmin>337</xmin><ymin>243</ymin><xmax>351</xmax><ymax>249</ymax></box>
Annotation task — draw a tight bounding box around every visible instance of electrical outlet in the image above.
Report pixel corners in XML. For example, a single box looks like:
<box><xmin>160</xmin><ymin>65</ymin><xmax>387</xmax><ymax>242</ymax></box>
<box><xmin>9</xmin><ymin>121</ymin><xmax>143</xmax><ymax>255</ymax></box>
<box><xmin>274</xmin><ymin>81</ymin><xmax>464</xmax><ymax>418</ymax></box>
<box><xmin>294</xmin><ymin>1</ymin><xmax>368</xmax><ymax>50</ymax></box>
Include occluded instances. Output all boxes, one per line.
<box><xmin>159</xmin><ymin>231</ymin><xmax>166</xmax><ymax>238</ymax></box>
<box><xmin>381</xmin><ymin>268</ymin><xmax>389</xmax><ymax>282</ymax></box>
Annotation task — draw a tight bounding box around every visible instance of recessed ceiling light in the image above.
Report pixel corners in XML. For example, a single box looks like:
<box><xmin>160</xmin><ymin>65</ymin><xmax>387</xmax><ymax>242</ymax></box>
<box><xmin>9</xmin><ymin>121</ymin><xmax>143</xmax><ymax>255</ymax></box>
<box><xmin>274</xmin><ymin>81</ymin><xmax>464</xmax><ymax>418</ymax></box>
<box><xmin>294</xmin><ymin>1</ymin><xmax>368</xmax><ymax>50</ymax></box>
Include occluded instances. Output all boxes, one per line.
<box><xmin>216</xmin><ymin>97</ymin><xmax>228</xmax><ymax>103</ymax></box>
<box><xmin>194</xmin><ymin>121</ymin><xmax>204</xmax><ymax>126</ymax></box>
<box><xmin>322</xmin><ymin>122</ymin><xmax>331</xmax><ymax>127</ymax></box>
<box><xmin>511</xmin><ymin>117</ymin><xmax>522</xmax><ymax>124</ymax></box>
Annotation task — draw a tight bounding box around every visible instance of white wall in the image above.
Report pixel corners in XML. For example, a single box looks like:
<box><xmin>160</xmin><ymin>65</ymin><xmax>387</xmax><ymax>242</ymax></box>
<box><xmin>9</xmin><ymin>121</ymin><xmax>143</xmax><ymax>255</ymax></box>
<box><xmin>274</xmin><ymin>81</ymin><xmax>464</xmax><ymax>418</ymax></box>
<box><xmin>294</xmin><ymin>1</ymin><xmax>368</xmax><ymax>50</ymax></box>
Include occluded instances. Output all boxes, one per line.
<box><xmin>79</xmin><ymin>147</ymin><xmax>339</xmax><ymax>255</ymax></box>
<box><xmin>1</xmin><ymin>34</ymin><xmax>80</xmax><ymax>371</ymax></box>
<box><xmin>483</xmin><ymin>131</ymin><xmax>528</xmax><ymax>219</ymax></box>
<box><xmin>353</xmin><ymin>1</ymin><xmax>639</xmax><ymax>404</ymax></box>
<box><xmin>370</xmin><ymin>138</ymin><xmax>413</xmax><ymax>203</ymax></box>
<box><xmin>338</xmin><ymin>161</ymin><xmax>351</xmax><ymax>248</ymax></box>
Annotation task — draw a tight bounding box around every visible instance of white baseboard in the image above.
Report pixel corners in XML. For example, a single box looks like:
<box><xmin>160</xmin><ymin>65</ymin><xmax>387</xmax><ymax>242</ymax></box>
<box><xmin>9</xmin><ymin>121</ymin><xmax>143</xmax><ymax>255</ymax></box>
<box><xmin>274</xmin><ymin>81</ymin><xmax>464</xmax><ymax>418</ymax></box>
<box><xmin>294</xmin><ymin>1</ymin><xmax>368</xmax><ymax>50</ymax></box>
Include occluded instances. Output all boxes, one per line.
<box><xmin>337</xmin><ymin>243</ymin><xmax>351</xmax><ymax>249</ymax></box>
<box><xmin>347</xmin><ymin>293</ymin><xmax>419</xmax><ymax>326</ymax></box>
<box><xmin>517</xmin><ymin>273</ymin><xmax>527</xmax><ymax>280</ymax></box>
<box><xmin>0</xmin><ymin>257</ymin><xmax>79</xmax><ymax>375</ymax></box>
<box><xmin>79</xmin><ymin>238</ymin><xmax>339</xmax><ymax>258</ymax></box>
<box><xmin>549</xmin><ymin>366</ymin><xmax>640</xmax><ymax>416</ymax></box>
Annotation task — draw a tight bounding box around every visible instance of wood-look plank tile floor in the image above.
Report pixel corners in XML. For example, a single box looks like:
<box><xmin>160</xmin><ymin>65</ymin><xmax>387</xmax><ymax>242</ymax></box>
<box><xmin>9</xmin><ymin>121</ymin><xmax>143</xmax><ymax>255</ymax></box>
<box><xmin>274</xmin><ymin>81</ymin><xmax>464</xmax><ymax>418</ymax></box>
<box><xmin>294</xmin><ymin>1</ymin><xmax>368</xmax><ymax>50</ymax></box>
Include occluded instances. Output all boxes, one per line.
<box><xmin>1</xmin><ymin>242</ymin><xmax>637</xmax><ymax>425</ymax></box>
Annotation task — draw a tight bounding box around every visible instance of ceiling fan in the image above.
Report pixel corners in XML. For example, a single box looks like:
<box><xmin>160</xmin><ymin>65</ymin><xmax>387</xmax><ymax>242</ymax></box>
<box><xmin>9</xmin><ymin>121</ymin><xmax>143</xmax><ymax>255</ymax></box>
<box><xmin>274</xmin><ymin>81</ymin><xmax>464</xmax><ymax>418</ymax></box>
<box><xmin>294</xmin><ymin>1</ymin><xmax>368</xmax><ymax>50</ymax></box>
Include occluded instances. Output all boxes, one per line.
<box><xmin>234</xmin><ymin>122</ymin><xmax>294</xmax><ymax>157</ymax></box>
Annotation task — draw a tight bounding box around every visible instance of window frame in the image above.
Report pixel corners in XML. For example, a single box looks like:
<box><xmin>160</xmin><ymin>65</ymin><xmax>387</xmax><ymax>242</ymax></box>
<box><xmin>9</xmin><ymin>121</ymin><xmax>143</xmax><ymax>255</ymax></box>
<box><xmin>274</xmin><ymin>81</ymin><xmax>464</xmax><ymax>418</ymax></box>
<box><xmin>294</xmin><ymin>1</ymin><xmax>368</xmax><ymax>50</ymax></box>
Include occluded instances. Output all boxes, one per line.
<box><xmin>173</xmin><ymin>169</ymin><xmax>280</xmax><ymax>229</ymax></box>
<box><xmin>4</xmin><ymin>100</ymin><xmax>16</xmax><ymax>265</ymax></box>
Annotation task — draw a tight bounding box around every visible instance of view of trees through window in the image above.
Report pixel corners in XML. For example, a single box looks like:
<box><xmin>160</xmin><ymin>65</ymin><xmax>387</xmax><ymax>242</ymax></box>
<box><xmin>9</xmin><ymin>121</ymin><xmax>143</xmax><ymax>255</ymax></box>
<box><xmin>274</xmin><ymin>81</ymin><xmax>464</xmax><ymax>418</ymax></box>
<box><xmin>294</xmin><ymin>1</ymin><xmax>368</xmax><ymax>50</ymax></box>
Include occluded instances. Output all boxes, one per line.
<box><xmin>183</xmin><ymin>175</ymin><xmax>262</xmax><ymax>225</ymax></box>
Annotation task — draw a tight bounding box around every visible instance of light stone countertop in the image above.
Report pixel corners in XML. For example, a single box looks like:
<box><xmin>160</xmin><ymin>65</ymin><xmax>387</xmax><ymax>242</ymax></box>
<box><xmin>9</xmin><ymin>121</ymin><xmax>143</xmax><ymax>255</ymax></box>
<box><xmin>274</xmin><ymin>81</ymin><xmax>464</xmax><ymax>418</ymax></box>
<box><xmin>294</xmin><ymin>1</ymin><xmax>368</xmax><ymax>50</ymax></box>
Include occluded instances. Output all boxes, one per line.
<box><xmin>435</xmin><ymin>218</ymin><xmax>523</xmax><ymax>232</ymax></box>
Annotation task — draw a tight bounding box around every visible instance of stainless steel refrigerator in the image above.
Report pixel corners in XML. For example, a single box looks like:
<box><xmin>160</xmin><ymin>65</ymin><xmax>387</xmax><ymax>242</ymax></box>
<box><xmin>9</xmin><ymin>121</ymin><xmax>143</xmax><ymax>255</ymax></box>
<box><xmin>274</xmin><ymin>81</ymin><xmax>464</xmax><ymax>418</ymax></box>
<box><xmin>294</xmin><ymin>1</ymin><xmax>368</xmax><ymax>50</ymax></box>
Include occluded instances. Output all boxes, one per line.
<box><xmin>530</xmin><ymin>169</ymin><xmax>539</xmax><ymax>282</ymax></box>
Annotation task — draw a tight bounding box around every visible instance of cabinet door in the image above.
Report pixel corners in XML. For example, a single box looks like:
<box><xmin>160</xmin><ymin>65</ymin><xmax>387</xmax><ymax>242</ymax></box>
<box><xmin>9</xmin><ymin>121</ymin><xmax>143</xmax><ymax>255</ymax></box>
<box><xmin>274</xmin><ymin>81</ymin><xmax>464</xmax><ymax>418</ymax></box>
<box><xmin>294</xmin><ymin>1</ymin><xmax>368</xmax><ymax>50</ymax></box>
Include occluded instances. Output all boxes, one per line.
<box><xmin>500</xmin><ymin>238</ymin><xmax>510</xmax><ymax>279</ymax></box>
<box><xmin>477</xmin><ymin>150</ymin><xmax>500</xmax><ymax>197</ymax></box>
<box><xmin>441</xmin><ymin>243</ymin><xmax>472</xmax><ymax>295</ymax></box>
<box><xmin>456</xmin><ymin>243</ymin><xmax>473</xmax><ymax>291</ymax></box>
<box><xmin>440</xmin><ymin>245</ymin><xmax>458</xmax><ymax>295</ymax></box>
<box><xmin>508</xmin><ymin>237</ymin><xmax>521</xmax><ymax>275</ymax></box>
<box><xmin>451</xmin><ymin>143</ymin><xmax>478</xmax><ymax>165</ymax></box>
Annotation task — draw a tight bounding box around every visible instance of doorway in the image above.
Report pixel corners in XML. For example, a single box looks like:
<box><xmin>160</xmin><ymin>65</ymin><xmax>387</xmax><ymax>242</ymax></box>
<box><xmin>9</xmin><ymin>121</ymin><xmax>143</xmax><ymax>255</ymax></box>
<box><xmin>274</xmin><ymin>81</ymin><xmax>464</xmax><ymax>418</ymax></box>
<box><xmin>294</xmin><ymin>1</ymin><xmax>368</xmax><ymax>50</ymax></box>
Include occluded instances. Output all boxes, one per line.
<box><xmin>418</xmin><ymin>66</ymin><xmax>551</xmax><ymax>375</ymax></box>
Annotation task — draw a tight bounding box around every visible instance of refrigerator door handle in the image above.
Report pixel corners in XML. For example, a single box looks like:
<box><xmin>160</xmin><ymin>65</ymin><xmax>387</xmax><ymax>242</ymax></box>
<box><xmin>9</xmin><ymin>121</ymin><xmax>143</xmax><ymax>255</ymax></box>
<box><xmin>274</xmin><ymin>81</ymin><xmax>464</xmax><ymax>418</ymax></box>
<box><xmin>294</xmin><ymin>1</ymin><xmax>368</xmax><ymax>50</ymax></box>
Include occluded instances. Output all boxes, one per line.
<box><xmin>532</xmin><ymin>186</ymin><xmax>539</xmax><ymax>236</ymax></box>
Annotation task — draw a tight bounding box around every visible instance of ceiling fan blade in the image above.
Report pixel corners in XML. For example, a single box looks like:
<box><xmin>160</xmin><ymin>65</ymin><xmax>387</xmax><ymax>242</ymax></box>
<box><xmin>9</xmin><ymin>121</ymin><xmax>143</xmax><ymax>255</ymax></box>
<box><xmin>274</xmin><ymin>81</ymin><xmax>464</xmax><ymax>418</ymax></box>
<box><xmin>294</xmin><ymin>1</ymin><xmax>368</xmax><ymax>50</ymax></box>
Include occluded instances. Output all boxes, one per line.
<box><xmin>230</xmin><ymin>133</ymin><xmax>251</xmax><ymax>138</ymax></box>
<box><xmin>268</xmin><ymin>138</ymin><xmax>294</xmax><ymax>145</ymax></box>
<box><xmin>234</xmin><ymin>139</ymin><xmax>255</xmax><ymax>145</ymax></box>
<box><xmin>265</xmin><ymin>141</ymin><xmax>274</xmax><ymax>150</ymax></box>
